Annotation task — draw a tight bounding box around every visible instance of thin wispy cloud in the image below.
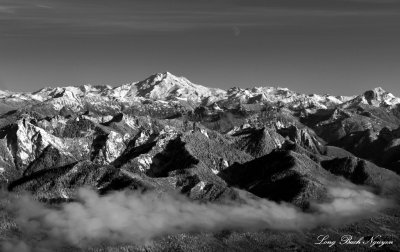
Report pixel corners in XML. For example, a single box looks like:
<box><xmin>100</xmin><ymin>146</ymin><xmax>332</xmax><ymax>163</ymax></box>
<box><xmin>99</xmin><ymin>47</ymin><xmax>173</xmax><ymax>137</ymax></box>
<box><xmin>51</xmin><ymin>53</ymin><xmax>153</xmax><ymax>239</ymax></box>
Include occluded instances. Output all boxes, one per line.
<box><xmin>35</xmin><ymin>4</ymin><xmax>53</xmax><ymax>9</ymax></box>
<box><xmin>0</xmin><ymin>5</ymin><xmax>16</xmax><ymax>14</ymax></box>
<box><xmin>1</xmin><ymin>0</ymin><xmax>399</xmax><ymax>37</ymax></box>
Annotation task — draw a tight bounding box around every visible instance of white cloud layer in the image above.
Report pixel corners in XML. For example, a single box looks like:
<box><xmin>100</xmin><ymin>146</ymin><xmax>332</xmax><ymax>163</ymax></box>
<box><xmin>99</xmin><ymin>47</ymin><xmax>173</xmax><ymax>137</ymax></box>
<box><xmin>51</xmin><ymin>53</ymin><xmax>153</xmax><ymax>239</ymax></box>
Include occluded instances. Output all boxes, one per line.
<box><xmin>1</xmin><ymin>184</ymin><xmax>392</xmax><ymax>252</ymax></box>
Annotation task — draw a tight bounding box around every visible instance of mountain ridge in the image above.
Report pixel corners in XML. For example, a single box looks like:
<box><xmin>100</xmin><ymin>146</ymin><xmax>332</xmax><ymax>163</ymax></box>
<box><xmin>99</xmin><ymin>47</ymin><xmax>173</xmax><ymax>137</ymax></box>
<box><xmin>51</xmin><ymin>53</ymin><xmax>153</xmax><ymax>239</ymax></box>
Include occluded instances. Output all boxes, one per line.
<box><xmin>1</xmin><ymin>72</ymin><xmax>398</xmax><ymax>114</ymax></box>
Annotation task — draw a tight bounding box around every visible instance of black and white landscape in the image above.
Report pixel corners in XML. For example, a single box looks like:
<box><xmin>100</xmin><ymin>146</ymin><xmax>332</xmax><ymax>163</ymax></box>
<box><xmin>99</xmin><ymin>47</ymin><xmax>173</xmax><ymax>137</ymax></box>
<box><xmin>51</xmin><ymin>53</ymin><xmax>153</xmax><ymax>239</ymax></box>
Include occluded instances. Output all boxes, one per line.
<box><xmin>0</xmin><ymin>72</ymin><xmax>400</xmax><ymax>251</ymax></box>
<box><xmin>2</xmin><ymin>0</ymin><xmax>400</xmax><ymax>251</ymax></box>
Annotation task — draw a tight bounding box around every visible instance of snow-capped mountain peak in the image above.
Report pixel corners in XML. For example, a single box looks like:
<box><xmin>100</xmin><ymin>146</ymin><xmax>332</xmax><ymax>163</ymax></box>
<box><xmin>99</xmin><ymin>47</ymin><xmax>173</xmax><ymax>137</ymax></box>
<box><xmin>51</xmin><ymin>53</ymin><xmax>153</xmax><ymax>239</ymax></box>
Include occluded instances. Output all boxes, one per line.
<box><xmin>119</xmin><ymin>72</ymin><xmax>226</xmax><ymax>101</ymax></box>
<box><xmin>363</xmin><ymin>87</ymin><xmax>398</xmax><ymax>104</ymax></box>
<box><xmin>339</xmin><ymin>86</ymin><xmax>400</xmax><ymax>108</ymax></box>
<box><xmin>0</xmin><ymin>73</ymin><xmax>399</xmax><ymax>115</ymax></box>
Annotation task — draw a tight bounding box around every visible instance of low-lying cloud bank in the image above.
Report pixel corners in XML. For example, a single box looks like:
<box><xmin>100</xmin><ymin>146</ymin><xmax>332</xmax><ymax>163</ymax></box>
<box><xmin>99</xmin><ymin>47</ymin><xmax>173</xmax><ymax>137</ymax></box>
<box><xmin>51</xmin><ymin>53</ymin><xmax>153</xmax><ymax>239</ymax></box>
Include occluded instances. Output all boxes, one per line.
<box><xmin>1</xmin><ymin>185</ymin><xmax>393</xmax><ymax>252</ymax></box>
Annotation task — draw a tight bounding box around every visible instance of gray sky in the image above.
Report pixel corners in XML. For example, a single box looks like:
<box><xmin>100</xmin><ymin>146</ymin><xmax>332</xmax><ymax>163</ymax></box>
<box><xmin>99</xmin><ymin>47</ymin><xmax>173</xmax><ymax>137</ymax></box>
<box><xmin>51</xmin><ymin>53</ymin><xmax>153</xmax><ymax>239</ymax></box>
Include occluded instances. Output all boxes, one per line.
<box><xmin>0</xmin><ymin>0</ymin><xmax>400</xmax><ymax>96</ymax></box>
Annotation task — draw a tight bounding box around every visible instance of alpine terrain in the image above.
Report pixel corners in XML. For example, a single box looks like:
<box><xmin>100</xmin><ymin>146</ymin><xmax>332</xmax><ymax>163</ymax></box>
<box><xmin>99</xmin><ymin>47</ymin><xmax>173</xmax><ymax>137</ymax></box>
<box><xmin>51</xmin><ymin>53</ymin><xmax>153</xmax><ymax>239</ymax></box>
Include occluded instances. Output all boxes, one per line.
<box><xmin>1</xmin><ymin>72</ymin><xmax>400</xmax><ymax>251</ymax></box>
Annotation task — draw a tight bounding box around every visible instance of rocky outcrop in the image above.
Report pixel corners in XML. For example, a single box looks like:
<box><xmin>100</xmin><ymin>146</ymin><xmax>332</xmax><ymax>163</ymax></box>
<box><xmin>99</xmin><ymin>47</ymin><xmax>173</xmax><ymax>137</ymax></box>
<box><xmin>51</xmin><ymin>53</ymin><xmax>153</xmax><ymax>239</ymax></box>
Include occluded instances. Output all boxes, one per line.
<box><xmin>277</xmin><ymin>125</ymin><xmax>325</xmax><ymax>154</ymax></box>
<box><xmin>91</xmin><ymin>131</ymin><xmax>126</xmax><ymax>165</ymax></box>
<box><xmin>232</xmin><ymin>127</ymin><xmax>285</xmax><ymax>157</ymax></box>
<box><xmin>0</xmin><ymin>116</ymin><xmax>92</xmax><ymax>181</ymax></box>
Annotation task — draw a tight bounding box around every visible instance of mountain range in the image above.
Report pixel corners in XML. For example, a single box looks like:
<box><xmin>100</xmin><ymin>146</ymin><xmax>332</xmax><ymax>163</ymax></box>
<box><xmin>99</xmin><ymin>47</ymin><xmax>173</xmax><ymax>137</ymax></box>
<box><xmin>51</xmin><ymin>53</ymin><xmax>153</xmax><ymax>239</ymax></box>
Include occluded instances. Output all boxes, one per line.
<box><xmin>1</xmin><ymin>72</ymin><xmax>400</xmax><ymax>251</ymax></box>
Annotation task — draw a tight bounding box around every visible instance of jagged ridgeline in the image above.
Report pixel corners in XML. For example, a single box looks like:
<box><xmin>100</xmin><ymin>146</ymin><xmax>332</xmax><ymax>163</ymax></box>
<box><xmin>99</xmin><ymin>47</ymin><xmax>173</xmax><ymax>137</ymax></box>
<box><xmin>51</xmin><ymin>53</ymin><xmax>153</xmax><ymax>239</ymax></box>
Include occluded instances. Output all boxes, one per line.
<box><xmin>1</xmin><ymin>72</ymin><xmax>400</xmax><ymax>205</ymax></box>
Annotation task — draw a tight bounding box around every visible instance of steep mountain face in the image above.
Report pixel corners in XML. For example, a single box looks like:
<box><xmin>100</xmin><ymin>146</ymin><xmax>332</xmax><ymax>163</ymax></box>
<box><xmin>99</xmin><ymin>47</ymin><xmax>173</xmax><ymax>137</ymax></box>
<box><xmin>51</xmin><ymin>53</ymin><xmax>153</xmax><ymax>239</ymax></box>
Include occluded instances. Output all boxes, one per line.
<box><xmin>1</xmin><ymin>72</ymin><xmax>400</xmax><ymax>207</ymax></box>
<box><xmin>342</xmin><ymin>87</ymin><xmax>400</xmax><ymax>108</ymax></box>
<box><xmin>133</xmin><ymin>72</ymin><xmax>226</xmax><ymax>101</ymax></box>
